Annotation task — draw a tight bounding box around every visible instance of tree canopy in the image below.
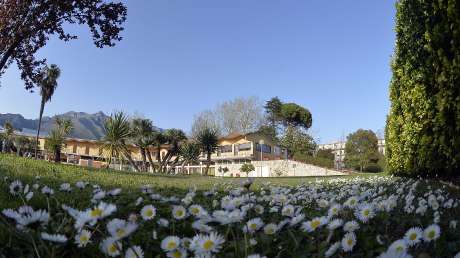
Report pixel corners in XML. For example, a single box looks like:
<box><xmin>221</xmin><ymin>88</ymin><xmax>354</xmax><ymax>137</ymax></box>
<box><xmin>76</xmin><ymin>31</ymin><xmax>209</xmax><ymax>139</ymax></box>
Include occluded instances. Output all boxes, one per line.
<box><xmin>386</xmin><ymin>0</ymin><xmax>460</xmax><ymax>176</ymax></box>
<box><xmin>344</xmin><ymin>129</ymin><xmax>379</xmax><ymax>172</ymax></box>
<box><xmin>0</xmin><ymin>0</ymin><xmax>127</xmax><ymax>89</ymax></box>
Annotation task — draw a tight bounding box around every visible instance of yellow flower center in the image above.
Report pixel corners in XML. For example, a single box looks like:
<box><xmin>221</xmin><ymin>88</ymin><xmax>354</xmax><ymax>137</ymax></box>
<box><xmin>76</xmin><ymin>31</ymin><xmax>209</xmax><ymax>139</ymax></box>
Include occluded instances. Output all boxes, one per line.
<box><xmin>116</xmin><ymin>228</ymin><xmax>125</xmax><ymax>237</ymax></box>
<box><xmin>176</xmin><ymin>210</ymin><xmax>184</xmax><ymax>217</ymax></box>
<box><xmin>167</xmin><ymin>241</ymin><xmax>177</xmax><ymax>250</ymax></box>
<box><xmin>203</xmin><ymin>240</ymin><xmax>214</xmax><ymax>250</ymax></box>
<box><xmin>409</xmin><ymin>233</ymin><xmax>417</xmax><ymax>240</ymax></box>
<box><xmin>171</xmin><ymin>251</ymin><xmax>182</xmax><ymax>258</ymax></box>
<box><xmin>311</xmin><ymin>220</ymin><xmax>320</xmax><ymax>229</ymax></box>
<box><xmin>90</xmin><ymin>208</ymin><xmax>103</xmax><ymax>218</ymax></box>
<box><xmin>347</xmin><ymin>239</ymin><xmax>353</xmax><ymax>246</ymax></box>
<box><xmin>428</xmin><ymin>231</ymin><xmax>435</xmax><ymax>239</ymax></box>
<box><xmin>145</xmin><ymin>209</ymin><xmax>154</xmax><ymax>217</ymax></box>
<box><xmin>363</xmin><ymin>210</ymin><xmax>370</xmax><ymax>216</ymax></box>
<box><xmin>108</xmin><ymin>243</ymin><xmax>118</xmax><ymax>254</ymax></box>
<box><xmin>266</xmin><ymin>228</ymin><xmax>274</xmax><ymax>234</ymax></box>
<box><xmin>191</xmin><ymin>208</ymin><xmax>199</xmax><ymax>214</ymax></box>
<box><xmin>250</xmin><ymin>223</ymin><xmax>257</xmax><ymax>230</ymax></box>
<box><xmin>80</xmin><ymin>235</ymin><xmax>89</xmax><ymax>243</ymax></box>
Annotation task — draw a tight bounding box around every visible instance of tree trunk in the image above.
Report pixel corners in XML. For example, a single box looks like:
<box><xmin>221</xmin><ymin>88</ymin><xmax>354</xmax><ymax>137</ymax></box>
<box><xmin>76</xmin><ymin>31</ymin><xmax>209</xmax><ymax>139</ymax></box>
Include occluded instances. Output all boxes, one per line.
<box><xmin>146</xmin><ymin>148</ymin><xmax>154</xmax><ymax>172</ymax></box>
<box><xmin>140</xmin><ymin>147</ymin><xmax>147</xmax><ymax>172</ymax></box>
<box><xmin>181</xmin><ymin>161</ymin><xmax>187</xmax><ymax>175</ymax></box>
<box><xmin>204</xmin><ymin>151</ymin><xmax>211</xmax><ymax>176</ymax></box>
<box><xmin>160</xmin><ymin>151</ymin><xmax>172</xmax><ymax>173</ymax></box>
<box><xmin>35</xmin><ymin>99</ymin><xmax>45</xmax><ymax>159</ymax></box>
<box><xmin>107</xmin><ymin>150</ymin><xmax>114</xmax><ymax>167</ymax></box>
<box><xmin>168</xmin><ymin>156</ymin><xmax>180</xmax><ymax>174</ymax></box>
<box><xmin>0</xmin><ymin>36</ymin><xmax>23</xmax><ymax>73</ymax></box>
<box><xmin>54</xmin><ymin>147</ymin><xmax>61</xmax><ymax>163</ymax></box>
<box><xmin>155</xmin><ymin>146</ymin><xmax>162</xmax><ymax>172</ymax></box>
<box><xmin>123</xmin><ymin>151</ymin><xmax>140</xmax><ymax>172</ymax></box>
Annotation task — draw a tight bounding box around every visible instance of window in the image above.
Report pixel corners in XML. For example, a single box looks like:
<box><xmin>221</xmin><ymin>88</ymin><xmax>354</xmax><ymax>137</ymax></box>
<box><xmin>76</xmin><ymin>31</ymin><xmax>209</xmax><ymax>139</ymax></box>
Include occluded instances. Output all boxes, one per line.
<box><xmin>72</xmin><ymin>145</ymin><xmax>77</xmax><ymax>153</ymax></box>
<box><xmin>256</xmin><ymin>144</ymin><xmax>271</xmax><ymax>153</ymax></box>
<box><xmin>85</xmin><ymin>146</ymin><xmax>89</xmax><ymax>155</ymax></box>
<box><xmin>274</xmin><ymin>146</ymin><xmax>282</xmax><ymax>155</ymax></box>
<box><xmin>236</xmin><ymin>143</ymin><xmax>251</xmax><ymax>151</ymax></box>
<box><xmin>220</xmin><ymin>145</ymin><xmax>233</xmax><ymax>153</ymax></box>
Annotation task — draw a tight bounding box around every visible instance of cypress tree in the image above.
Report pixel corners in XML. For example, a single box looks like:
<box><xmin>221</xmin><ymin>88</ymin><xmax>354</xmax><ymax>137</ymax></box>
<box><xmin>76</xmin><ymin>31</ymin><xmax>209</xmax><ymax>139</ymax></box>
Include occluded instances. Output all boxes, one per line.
<box><xmin>386</xmin><ymin>0</ymin><xmax>460</xmax><ymax>176</ymax></box>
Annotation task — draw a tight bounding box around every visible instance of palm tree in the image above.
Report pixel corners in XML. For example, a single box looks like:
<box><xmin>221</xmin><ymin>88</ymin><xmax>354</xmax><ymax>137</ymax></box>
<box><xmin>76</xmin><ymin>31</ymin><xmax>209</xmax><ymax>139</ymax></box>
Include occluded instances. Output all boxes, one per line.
<box><xmin>3</xmin><ymin>121</ymin><xmax>15</xmax><ymax>153</ymax></box>
<box><xmin>179</xmin><ymin>141</ymin><xmax>200</xmax><ymax>174</ymax></box>
<box><xmin>196</xmin><ymin>127</ymin><xmax>219</xmax><ymax>176</ymax></box>
<box><xmin>35</xmin><ymin>64</ymin><xmax>61</xmax><ymax>159</ymax></box>
<box><xmin>14</xmin><ymin>135</ymin><xmax>31</xmax><ymax>156</ymax></box>
<box><xmin>150</xmin><ymin>131</ymin><xmax>166</xmax><ymax>172</ymax></box>
<box><xmin>131</xmin><ymin>118</ymin><xmax>154</xmax><ymax>172</ymax></box>
<box><xmin>160</xmin><ymin>129</ymin><xmax>187</xmax><ymax>173</ymax></box>
<box><xmin>44</xmin><ymin>118</ymin><xmax>73</xmax><ymax>163</ymax></box>
<box><xmin>100</xmin><ymin>112</ymin><xmax>140</xmax><ymax>172</ymax></box>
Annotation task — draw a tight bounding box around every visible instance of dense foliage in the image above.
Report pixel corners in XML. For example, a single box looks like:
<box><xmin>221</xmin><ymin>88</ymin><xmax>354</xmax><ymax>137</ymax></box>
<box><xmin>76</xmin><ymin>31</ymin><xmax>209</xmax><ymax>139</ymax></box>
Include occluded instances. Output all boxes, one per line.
<box><xmin>44</xmin><ymin>118</ymin><xmax>73</xmax><ymax>163</ymax></box>
<box><xmin>0</xmin><ymin>155</ymin><xmax>459</xmax><ymax>257</ymax></box>
<box><xmin>386</xmin><ymin>0</ymin><xmax>460</xmax><ymax>176</ymax></box>
<box><xmin>0</xmin><ymin>0</ymin><xmax>127</xmax><ymax>89</ymax></box>
<box><xmin>344</xmin><ymin>130</ymin><xmax>380</xmax><ymax>172</ymax></box>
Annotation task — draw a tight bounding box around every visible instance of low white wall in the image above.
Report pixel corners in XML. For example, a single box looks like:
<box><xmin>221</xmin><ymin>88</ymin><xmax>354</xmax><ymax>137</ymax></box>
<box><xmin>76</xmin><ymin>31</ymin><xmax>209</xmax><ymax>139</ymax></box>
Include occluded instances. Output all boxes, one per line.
<box><xmin>215</xmin><ymin>160</ymin><xmax>346</xmax><ymax>177</ymax></box>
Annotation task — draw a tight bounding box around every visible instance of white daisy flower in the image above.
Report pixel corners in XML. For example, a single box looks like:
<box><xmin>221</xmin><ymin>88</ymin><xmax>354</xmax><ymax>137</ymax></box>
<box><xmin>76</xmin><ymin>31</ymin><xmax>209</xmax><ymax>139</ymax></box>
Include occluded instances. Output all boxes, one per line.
<box><xmin>9</xmin><ymin>180</ymin><xmax>23</xmax><ymax>196</ymax></box>
<box><xmin>263</xmin><ymin>223</ymin><xmax>278</xmax><ymax>235</ymax></box>
<box><xmin>125</xmin><ymin>245</ymin><xmax>144</xmax><ymax>258</ymax></box>
<box><xmin>157</xmin><ymin>218</ymin><xmax>170</xmax><ymax>227</ymax></box>
<box><xmin>172</xmin><ymin>205</ymin><xmax>187</xmax><ymax>220</ymax></box>
<box><xmin>100</xmin><ymin>238</ymin><xmax>122</xmax><ymax>257</ymax></box>
<box><xmin>189</xmin><ymin>204</ymin><xmax>204</xmax><ymax>217</ymax></box>
<box><xmin>244</xmin><ymin>217</ymin><xmax>264</xmax><ymax>234</ymax></box>
<box><xmin>343</xmin><ymin>220</ymin><xmax>360</xmax><ymax>232</ymax></box>
<box><xmin>423</xmin><ymin>224</ymin><xmax>440</xmax><ymax>242</ymax></box>
<box><xmin>327</xmin><ymin>218</ymin><xmax>344</xmax><ymax>231</ymax></box>
<box><xmin>191</xmin><ymin>232</ymin><xmax>225</xmax><ymax>254</ymax></box>
<box><xmin>341</xmin><ymin>232</ymin><xmax>357</xmax><ymax>252</ymax></box>
<box><xmin>254</xmin><ymin>205</ymin><xmax>264</xmax><ymax>214</ymax></box>
<box><xmin>41</xmin><ymin>232</ymin><xmax>67</xmax><ymax>243</ymax></box>
<box><xmin>41</xmin><ymin>185</ymin><xmax>54</xmax><ymax>196</ymax></box>
<box><xmin>75</xmin><ymin>229</ymin><xmax>92</xmax><ymax>248</ymax></box>
<box><xmin>301</xmin><ymin>217</ymin><xmax>328</xmax><ymax>233</ymax></box>
<box><xmin>388</xmin><ymin>239</ymin><xmax>407</xmax><ymax>253</ymax></box>
<box><xmin>107</xmin><ymin>218</ymin><xmax>138</xmax><ymax>240</ymax></box>
<box><xmin>59</xmin><ymin>183</ymin><xmax>72</xmax><ymax>192</ymax></box>
<box><xmin>325</xmin><ymin>241</ymin><xmax>340</xmax><ymax>257</ymax></box>
<box><xmin>140</xmin><ymin>205</ymin><xmax>156</xmax><ymax>220</ymax></box>
<box><xmin>328</xmin><ymin>204</ymin><xmax>342</xmax><ymax>217</ymax></box>
<box><xmin>355</xmin><ymin>204</ymin><xmax>375</xmax><ymax>223</ymax></box>
<box><xmin>403</xmin><ymin>227</ymin><xmax>422</xmax><ymax>246</ymax></box>
<box><xmin>166</xmin><ymin>248</ymin><xmax>187</xmax><ymax>258</ymax></box>
<box><xmin>281</xmin><ymin>204</ymin><xmax>295</xmax><ymax>217</ymax></box>
<box><xmin>161</xmin><ymin>236</ymin><xmax>181</xmax><ymax>252</ymax></box>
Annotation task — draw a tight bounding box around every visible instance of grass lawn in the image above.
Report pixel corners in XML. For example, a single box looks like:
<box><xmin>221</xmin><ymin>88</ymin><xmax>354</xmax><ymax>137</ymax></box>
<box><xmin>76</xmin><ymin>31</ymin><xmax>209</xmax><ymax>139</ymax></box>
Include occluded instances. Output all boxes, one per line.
<box><xmin>0</xmin><ymin>154</ymin><xmax>459</xmax><ymax>258</ymax></box>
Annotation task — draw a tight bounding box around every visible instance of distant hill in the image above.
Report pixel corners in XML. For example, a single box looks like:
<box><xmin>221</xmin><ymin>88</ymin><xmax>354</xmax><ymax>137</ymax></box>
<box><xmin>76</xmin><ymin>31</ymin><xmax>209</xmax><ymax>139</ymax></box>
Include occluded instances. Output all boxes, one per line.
<box><xmin>0</xmin><ymin>111</ymin><xmax>109</xmax><ymax>140</ymax></box>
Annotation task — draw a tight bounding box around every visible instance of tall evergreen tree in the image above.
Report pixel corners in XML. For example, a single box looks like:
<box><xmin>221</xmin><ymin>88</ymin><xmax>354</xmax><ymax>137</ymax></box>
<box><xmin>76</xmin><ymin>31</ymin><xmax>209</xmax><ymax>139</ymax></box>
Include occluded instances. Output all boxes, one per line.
<box><xmin>386</xmin><ymin>0</ymin><xmax>460</xmax><ymax>176</ymax></box>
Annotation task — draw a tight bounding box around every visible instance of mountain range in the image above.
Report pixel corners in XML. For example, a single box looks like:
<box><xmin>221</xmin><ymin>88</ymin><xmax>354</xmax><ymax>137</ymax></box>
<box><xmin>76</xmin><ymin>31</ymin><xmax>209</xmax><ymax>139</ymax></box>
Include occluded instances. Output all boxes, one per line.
<box><xmin>0</xmin><ymin>111</ymin><xmax>110</xmax><ymax>140</ymax></box>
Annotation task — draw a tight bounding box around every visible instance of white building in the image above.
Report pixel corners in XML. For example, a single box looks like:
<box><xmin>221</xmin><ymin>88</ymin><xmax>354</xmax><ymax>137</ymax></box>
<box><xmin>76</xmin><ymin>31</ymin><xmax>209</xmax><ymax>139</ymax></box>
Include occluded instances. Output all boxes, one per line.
<box><xmin>318</xmin><ymin>139</ymin><xmax>385</xmax><ymax>169</ymax></box>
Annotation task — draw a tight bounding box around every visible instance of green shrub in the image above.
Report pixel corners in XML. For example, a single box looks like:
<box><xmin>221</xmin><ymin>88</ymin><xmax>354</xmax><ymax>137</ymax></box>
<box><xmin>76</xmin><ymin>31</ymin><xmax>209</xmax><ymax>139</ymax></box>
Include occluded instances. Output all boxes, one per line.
<box><xmin>364</xmin><ymin>163</ymin><xmax>382</xmax><ymax>173</ymax></box>
<box><xmin>293</xmin><ymin>153</ymin><xmax>334</xmax><ymax>169</ymax></box>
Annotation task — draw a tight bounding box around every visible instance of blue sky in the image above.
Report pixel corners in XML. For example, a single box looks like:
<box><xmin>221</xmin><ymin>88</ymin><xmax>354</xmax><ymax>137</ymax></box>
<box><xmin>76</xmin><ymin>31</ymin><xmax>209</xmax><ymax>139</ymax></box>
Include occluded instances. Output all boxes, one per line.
<box><xmin>0</xmin><ymin>1</ymin><xmax>396</xmax><ymax>143</ymax></box>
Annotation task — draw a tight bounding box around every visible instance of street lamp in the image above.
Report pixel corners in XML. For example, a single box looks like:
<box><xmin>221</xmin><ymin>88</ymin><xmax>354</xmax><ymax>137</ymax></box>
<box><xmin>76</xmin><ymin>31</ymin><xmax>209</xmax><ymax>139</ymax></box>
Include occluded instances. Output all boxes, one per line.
<box><xmin>259</xmin><ymin>139</ymin><xmax>264</xmax><ymax>177</ymax></box>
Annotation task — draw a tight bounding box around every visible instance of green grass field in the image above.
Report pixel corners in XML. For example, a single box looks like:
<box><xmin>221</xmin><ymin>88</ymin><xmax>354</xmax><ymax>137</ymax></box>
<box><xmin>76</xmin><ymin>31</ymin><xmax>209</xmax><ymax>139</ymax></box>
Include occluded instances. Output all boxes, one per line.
<box><xmin>0</xmin><ymin>154</ymin><xmax>382</xmax><ymax>191</ymax></box>
<box><xmin>1</xmin><ymin>154</ymin><xmax>459</xmax><ymax>258</ymax></box>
